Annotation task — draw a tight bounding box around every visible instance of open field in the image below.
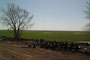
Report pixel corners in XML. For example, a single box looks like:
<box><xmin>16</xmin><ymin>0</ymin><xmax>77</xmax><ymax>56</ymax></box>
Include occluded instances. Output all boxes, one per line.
<box><xmin>0</xmin><ymin>31</ymin><xmax>90</xmax><ymax>60</ymax></box>
<box><xmin>0</xmin><ymin>41</ymin><xmax>90</xmax><ymax>60</ymax></box>
<box><xmin>0</xmin><ymin>30</ymin><xmax>89</xmax><ymax>43</ymax></box>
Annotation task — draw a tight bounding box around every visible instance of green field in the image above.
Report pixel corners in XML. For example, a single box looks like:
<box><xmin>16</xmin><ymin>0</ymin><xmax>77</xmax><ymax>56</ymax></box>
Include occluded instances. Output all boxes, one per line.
<box><xmin>0</xmin><ymin>30</ymin><xmax>89</xmax><ymax>43</ymax></box>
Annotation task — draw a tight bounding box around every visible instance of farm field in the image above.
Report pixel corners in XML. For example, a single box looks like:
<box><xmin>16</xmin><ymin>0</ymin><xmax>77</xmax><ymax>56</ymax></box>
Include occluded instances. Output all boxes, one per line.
<box><xmin>0</xmin><ymin>30</ymin><xmax>89</xmax><ymax>43</ymax></box>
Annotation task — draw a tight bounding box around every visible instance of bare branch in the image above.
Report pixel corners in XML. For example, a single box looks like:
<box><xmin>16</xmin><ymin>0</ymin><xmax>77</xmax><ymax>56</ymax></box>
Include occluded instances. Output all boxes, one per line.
<box><xmin>0</xmin><ymin>3</ymin><xmax>33</xmax><ymax>40</ymax></box>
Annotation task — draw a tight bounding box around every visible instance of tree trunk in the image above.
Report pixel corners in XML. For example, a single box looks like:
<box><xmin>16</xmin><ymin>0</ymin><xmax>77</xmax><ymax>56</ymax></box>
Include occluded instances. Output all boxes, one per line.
<box><xmin>14</xmin><ymin>30</ymin><xmax>19</xmax><ymax>41</ymax></box>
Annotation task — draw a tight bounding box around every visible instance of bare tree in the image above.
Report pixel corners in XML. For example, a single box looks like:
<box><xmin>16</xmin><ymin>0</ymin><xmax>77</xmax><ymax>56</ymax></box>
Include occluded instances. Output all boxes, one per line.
<box><xmin>84</xmin><ymin>0</ymin><xmax>90</xmax><ymax>31</ymax></box>
<box><xmin>1</xmin><ymin>3</ymin><xmax>33</xmax><ymax>40</ymax></box>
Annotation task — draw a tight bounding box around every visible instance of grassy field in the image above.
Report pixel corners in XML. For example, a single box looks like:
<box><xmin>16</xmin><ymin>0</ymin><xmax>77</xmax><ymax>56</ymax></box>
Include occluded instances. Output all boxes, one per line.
<box><xmin>0</xmin><ymin>30</ymin><xmax>89</xmax><ymax>43</ymax></box>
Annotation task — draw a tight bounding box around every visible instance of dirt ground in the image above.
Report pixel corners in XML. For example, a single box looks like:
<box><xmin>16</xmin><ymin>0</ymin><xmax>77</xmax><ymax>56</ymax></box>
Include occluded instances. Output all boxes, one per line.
<box><xmin>0</xmin><ymin>41</ymin><xmax>90</xmax><ymax>60</ymax></box>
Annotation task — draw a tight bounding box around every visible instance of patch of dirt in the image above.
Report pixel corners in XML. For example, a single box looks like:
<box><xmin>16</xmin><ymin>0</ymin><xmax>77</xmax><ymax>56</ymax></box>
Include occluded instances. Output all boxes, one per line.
<box><xmin>0</xmin><ymin>42</ymin><xmax>90</xmax><ymax>60</ymax></box>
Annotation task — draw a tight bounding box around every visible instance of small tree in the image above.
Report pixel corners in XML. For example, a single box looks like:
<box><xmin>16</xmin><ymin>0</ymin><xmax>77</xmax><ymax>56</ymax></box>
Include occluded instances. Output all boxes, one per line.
<box><xmin>1</xmin><ymin>3</ymin><xmax>33</xmax><ymax>40</ymax></box>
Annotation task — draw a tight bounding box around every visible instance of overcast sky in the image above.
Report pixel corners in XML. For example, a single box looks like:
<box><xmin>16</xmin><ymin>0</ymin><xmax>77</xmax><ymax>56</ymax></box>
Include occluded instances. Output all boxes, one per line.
<box><xmin>0</xmin><ymin>0</ymin><xmax>88</xmax><ymax>31</ymax></box>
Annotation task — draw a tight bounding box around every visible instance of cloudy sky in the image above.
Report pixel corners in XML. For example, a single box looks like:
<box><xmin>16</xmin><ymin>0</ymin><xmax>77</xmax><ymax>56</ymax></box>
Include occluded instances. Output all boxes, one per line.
<box><xmin>0</xmin><ymin>0</ymin><xmax>88</xmax><ymax>31</ymax></box>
